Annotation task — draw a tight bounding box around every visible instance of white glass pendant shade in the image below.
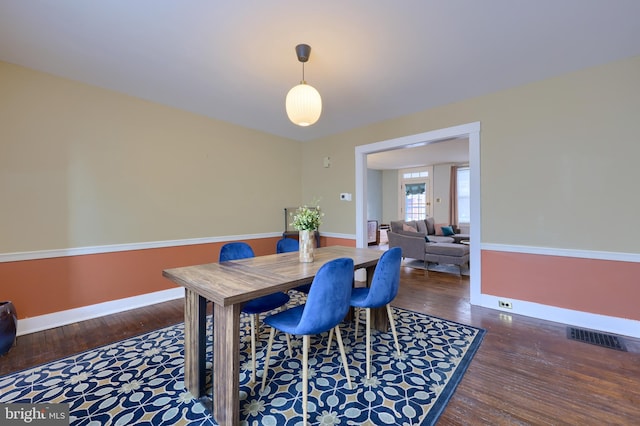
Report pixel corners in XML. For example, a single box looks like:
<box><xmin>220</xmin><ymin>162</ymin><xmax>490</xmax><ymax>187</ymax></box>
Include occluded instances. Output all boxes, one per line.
<box><xmin>286</xmin><ymin>82</ymin><xmax>322</xmax><ymax>126</ymax></box>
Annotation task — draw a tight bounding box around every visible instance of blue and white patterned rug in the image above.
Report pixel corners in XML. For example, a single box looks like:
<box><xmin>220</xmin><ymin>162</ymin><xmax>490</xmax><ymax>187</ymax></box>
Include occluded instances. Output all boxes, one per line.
<box><xmin>0</xmin><ymin>301</ymin><xmax>485</xmax><ymax>425</ymax></box>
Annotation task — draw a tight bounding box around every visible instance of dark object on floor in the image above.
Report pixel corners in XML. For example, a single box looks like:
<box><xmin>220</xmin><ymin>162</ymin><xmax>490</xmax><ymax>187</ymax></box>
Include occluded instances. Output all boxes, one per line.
<box><xmin>567</xmin><ymin>327</ymin><xmax>626</xmax><ymax>351</ymax></box>
<box><xmin>0</xmin><ymin>301</ymin><xmax>17</xmax><ymax>356</ymax></box>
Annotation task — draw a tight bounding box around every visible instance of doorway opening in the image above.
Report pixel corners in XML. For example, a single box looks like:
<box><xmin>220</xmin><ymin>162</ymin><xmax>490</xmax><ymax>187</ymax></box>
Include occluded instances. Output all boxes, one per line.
<box><xmin>354</xmin><ymin>122</ymin><xmax>481</xmax><ymax>305</ymax></box>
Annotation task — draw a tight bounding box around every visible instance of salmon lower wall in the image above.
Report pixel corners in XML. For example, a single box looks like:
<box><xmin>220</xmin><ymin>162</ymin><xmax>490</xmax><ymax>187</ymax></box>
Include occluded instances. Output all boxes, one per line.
<box><xmin>13</xmin><ymin>233</ymin><xmax>638</xmax><ymax>327</ymax></box>
<box><xmin>321</xmin><ymin>236</ymin><xmax>356</xmax><ymax>248</ymax></box>
<box><xmin>1</xmin><ymin>236</ymin><xmax>356</xmax><ymax>320</ymax></box>
<box><xmin>481</xmin><ymin>250</ymin><xmax>640</xmax><ymax>321</ymax></box>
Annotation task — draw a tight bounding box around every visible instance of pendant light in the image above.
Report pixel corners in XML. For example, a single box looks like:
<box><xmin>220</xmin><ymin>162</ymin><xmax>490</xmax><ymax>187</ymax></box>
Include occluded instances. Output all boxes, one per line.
<box><xmin>286</xmin><ymin>44</ymin><xmax>322</xmax><ymax>126</ymax></box>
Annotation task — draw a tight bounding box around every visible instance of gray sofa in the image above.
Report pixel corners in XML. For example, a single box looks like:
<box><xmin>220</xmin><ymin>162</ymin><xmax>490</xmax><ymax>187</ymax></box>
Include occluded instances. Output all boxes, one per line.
<box><xmin>389</xmin><ymin>219</ymin><xmax>469</xmax><ymax>244</ymax></box>
<box><xmin>388</xmin><ymin>219</ymin><xmax>470</xmax><ymax>273</ymax></box>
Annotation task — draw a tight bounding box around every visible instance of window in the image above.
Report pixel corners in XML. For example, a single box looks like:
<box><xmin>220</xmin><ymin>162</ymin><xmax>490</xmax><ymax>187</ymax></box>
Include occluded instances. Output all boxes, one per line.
<box><xmin>457</xmin><ymin>167</ymin><xmax>470</xmax><ymax>224</ymax></box>
<box><xmin>400</xmin><ymin>167</ymin><xmax>432</xmax><ymax>220</ymax></box>
<box><xmin>402</xmin><ymin>171</ymin><xmax>429</xmax><ymax>179</ymax></box>
<box><xmin>404</xmin><ymin>182</ymin><xmax>427</xmax><ymax>221</ymax></box>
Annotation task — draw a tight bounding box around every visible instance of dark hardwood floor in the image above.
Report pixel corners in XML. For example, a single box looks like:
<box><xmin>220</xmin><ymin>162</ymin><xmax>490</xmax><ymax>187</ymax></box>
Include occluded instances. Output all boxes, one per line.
<box><xmin>2</xmin><ymin>265</ymin><xmax>639</xmax><ymax>424</ymax></box>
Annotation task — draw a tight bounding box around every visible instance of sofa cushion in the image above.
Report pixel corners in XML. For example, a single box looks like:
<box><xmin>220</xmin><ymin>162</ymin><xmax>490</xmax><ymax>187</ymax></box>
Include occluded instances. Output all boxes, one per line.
<box><xmin>390</xmin><ymin>220</ymin><xmax>404</xmax><ymax>233</ymax></box>
<box><xmin>416</xmin><ymin>220</ymin><xmax>428</xmax><ymax>234</ymax></box>
<box><xmin>428</xmin><ymin>235</ymin><xmax>455</xmax><ymax>243</ymax></box>
<box><xmin>425</xmin><ymin>217</ymin><xmax>435</xmax><ymax>235</ymax></box>
<box><xmin>425</xmin><ymin>243</ymin><xmax>469</xmax><ymax>256</ymax></box>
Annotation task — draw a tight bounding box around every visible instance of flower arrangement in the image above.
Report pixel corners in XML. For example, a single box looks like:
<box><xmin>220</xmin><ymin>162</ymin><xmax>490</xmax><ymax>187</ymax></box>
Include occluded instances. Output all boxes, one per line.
<box><xmin>291</xmin><ymin>202</ymin><xmax>323</xmax><ymax>231</ymax></box>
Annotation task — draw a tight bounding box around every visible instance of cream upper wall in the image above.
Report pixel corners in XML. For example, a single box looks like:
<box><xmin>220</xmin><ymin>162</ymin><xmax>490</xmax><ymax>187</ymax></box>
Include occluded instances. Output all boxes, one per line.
<box><xmin>304</xmin><ymin>55</ymin><xmax>640</xmax><ymax>253</ymax></box>
<box><xmin>301</xmin><ymin>135</ymin><xmax>357</xmax><ymax>233</ymax></box>
<box><xmin>4</xmin><ymin>54</ymin><xmax>639</xmax><ymax>254</ymax></box>
<box><xmin>432</xmin><ymin>164</ymin><xmax>452</xmax><ymax>224</ymax></box>
<box><xmin>0</xmin><ymin>61</ymin><xmax>302</xmax><ymax>253</ymax></box>
<box><xmin>381</xmin><ymin>170</ymin><xmax>398</xmax><ymax>224</ymax></box>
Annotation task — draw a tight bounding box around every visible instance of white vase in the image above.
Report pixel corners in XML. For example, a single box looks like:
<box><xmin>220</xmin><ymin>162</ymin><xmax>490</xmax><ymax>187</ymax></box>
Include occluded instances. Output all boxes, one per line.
<box><xmin>299</xmin><ymin>230</ymin><xmax>315</xmax><ymax>263</ymax></box>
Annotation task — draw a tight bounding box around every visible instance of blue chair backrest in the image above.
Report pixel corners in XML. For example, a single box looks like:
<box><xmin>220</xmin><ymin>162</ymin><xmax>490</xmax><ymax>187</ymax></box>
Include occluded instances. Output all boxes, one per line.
<box><xmin>294</xmin><ymin>257</ymin><xmax>354</xmax><ymax>335</ymax></box>
<box><xmin>276</xmin><ymin>238</ymin><xmax>299</xmax><ymax>253</ymax></box>
<box><xmin>364</xmin><ymin>247</ymin><xmax>402</xmax><ymax>308</ymax></box>
<box><xmin>219</xmin><ymin>242</ymin><xmax>255</xmax><ymax>262</ymax></box>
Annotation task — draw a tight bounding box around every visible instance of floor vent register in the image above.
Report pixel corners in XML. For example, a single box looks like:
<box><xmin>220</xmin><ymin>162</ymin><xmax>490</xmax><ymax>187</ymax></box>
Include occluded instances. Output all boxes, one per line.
<box><xmin>567</xmin><ymin>327</ymin><xmax>627</xmax><ymax>351</ymax></box>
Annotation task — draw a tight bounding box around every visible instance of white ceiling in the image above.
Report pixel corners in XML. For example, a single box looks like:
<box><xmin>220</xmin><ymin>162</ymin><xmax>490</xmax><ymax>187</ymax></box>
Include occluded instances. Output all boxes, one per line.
<box><xmin>367</xmin><ymin>138</ymin><xmax>469</xmax><ymax>170</ymax></box>
<box><xmin>1</xmin><ymin>1</ymin><xmax>639</xmax><ymax>143</ymax></box>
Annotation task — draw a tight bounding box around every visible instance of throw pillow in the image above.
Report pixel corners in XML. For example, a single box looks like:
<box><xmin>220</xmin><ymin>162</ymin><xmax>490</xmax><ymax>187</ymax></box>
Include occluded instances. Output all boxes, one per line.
<box><xmin>402</xmin><ymin>223</ymin><xmax>417</xmax><ymax>233</ymax></box>
<box><xmin>441</xmin><ymin>225</ymin><xmax>455</xmax><ymax>236</ymax></box>
<box><xmin>434</xmin><ymin>223</ymin><xmax>447</xmax><ymax>236</ymax></box>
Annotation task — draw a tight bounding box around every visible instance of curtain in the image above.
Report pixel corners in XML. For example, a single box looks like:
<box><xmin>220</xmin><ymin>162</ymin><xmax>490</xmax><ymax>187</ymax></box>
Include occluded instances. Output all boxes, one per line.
<box><xmin>449</xmin><ymin>166</ymin><xmax>458</xmax><ymax>228</ymax></box>
<box><xmin>405</xmin><ymin>183</ymin><xmax>425</xmax><ymax>196</ymax></box>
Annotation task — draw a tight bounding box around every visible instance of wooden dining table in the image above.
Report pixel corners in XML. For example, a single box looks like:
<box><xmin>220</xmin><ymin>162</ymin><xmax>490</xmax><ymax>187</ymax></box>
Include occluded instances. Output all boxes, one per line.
<box><xmin>162</xmin><ymin>245</ymin><xmax>387</xmax><ymax>426</ymax></box>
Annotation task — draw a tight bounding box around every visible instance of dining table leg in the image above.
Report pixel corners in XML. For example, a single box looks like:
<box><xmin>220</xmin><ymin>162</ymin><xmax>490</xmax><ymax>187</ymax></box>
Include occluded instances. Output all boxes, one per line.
<box><xmin>183</xmin><ymin>289</ymin><xmax>207</xmax><ymax>398</ymax></box>
<box><xmin>213</xmin><ymin>302</ymin><xmax>242</xmax><ymax>426</ymax></box>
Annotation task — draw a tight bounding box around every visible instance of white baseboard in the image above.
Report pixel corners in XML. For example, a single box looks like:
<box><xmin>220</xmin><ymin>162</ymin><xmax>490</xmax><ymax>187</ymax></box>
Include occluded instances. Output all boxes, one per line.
<box><xmin>16</xmin><ymin>287</ymin><xmax>185</xmax><ymax>336</ymax></box>
<box><xmin>479</xmin><ymin>294</ymin><xmax>640</xmax><ymax>339</ymax></box>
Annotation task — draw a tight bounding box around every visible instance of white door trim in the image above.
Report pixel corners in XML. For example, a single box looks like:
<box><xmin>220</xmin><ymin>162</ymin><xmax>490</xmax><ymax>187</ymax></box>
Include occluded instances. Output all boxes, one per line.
<box><xmin>355</xmin><ymin>122</ymin><xmax>482</xmax><ymax>305</ymax></box>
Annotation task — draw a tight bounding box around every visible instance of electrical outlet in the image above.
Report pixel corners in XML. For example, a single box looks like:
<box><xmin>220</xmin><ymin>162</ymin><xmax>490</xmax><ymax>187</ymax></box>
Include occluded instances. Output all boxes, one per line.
<box><xmin>498</xmin><ymin>300</ymin><xmax>512</xmax><ymax>309</ymax></box>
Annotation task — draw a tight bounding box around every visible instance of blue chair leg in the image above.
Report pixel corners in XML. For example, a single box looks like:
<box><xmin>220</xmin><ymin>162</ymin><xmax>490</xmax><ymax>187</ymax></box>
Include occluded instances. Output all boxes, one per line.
<box><xmin>331</xmin><ymin>305</ymin><xmax>402</xmax><ymax>379</ymax></box>
<box><xmin>386</xmin><ymin>304</ymin><xmax>401</xmax><ymax>357</ymax></box>
<box><xmin>262</xmin><ymin>326</ymin><xmax>351</xmax><ymax>426</ymax></box>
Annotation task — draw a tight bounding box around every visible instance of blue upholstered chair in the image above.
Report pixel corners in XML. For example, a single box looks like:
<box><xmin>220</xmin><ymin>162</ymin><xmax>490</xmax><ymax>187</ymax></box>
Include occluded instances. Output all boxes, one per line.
<box><xmin>275</xmin><ymin>238</ymin><xmax>312</xmax><ymax>294</ymax></box>
<box><xmin>261</xmin><ymin>257</ymin><xmax>355</xmax><ymax>426</ymax></box>
<box><xmin>219</xmin><ymin>241</ymin><xmax>255</xmax><ymax>262</ymax></box>
<box><xmin>219</xmin><ymin>242</ymin><xmax>291</xmax><ymax>382</ymax></box>
<box><xmin>276</xmin><ymin>237</ymin><xmax>299</xmax><ymax>254</ymax></box>
<box><xmin>327</xmin><ymin>247</ymin><xmax>402</xmax><ymax>379</ymax></box>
